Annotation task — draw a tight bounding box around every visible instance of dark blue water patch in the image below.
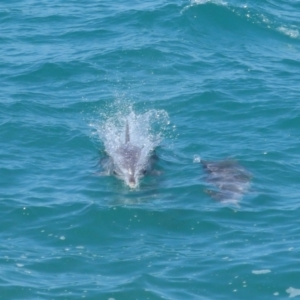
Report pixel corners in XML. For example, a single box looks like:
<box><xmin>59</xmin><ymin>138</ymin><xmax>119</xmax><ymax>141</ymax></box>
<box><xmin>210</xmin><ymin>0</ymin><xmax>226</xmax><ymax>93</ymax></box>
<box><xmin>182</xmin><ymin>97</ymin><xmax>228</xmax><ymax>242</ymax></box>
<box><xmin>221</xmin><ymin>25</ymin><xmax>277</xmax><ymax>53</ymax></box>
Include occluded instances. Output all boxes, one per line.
<box><xmin>183</xmin><ymin>3</ymin><xmax>258</xmax><ymax>36</ymax></box>
<box><xmin>126</xmin><ymin>3</ymin><xmax>183</xmax><ymax>29</ymax></box>
<box><xmin>0</xmin><ymin>10</ymin><xmax>11</xmax><ymax>24</ymax></box>
<box><xmin>8</xmin><ymin>61</ymin><xmax>89</xmax><ymax>85</ymax></box>
<box><xmin>60</xmin><ymin>28</ymin><xmax>118</xmax><ymax>43</ymax></box>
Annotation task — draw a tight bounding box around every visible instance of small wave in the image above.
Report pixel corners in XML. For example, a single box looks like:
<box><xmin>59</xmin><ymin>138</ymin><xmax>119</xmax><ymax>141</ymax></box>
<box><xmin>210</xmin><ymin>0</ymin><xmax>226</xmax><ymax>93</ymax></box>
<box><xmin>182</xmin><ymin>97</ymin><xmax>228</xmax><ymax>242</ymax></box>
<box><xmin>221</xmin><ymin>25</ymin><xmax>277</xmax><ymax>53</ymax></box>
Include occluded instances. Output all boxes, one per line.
<box><xmin>182</xmin><ymin>0</ymin><xmax>300</xmax><ymax>40</ymax></box>
<box><xmin>181</xmin><ymin>0</ymin><xmax>227</xmax><ymax>13</ymax></box>
<box><xmin>277</xmin><ymin>26</ymin><xmax>299</xmax><ymax>39</ymax></box>
<box><xmin>189</xmin><ymin>0</ymin><xmax>227</xmax><ymax>6</ymax></box>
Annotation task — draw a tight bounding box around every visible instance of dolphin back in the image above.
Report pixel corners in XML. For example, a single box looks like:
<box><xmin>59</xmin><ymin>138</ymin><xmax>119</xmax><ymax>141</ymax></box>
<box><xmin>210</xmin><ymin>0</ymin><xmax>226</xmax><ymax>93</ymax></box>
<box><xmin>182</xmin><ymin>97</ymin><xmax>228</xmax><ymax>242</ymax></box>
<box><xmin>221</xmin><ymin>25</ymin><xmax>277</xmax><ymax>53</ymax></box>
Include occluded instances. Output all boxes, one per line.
<box><xmin>201</xmin><ymin>159</ymin><xmax>251</xmax><ymax>204</ymax></box>
<box><xmin>125</xmin><ymin>120</ymin><xmax>130</xmax><ymax>143</ymax></box>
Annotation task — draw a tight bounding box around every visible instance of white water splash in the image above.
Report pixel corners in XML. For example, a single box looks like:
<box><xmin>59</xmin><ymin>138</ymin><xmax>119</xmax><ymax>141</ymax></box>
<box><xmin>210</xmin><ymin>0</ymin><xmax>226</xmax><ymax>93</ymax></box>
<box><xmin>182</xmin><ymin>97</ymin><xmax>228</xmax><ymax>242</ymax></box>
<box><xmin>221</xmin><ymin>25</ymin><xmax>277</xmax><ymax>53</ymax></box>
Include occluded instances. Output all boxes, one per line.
<box><xmin>92</xmin><ymin>103</ymin><xmax>169</xmax><ymax>188</ymax></box>
<box><xmin>193</xmin><ymin>154</ymin><xmax>201</xmax><ymax>163</ymax></box>
<box><xmin>181</xmin><ymin>0</ymin><xmax>227</xmax><ymax>13</ymax></box>
<box><xmin>190</xmin><ymin>0</ymin><xmax>227</xmax><ymax>5</ymax></box>
<box><xmin>287</xmin><ymin>287</ymin><xmax>300</xmax><ymax>298</ymax></box>
<box><xmin>252</xmin><ymin>269</ymin><xmax>271</xmax><ymax>275</ymax></box>
<box><xmin>277</xmin><ymin>26</ymin><xmax>299</xmax><ymax>39</ymax></box>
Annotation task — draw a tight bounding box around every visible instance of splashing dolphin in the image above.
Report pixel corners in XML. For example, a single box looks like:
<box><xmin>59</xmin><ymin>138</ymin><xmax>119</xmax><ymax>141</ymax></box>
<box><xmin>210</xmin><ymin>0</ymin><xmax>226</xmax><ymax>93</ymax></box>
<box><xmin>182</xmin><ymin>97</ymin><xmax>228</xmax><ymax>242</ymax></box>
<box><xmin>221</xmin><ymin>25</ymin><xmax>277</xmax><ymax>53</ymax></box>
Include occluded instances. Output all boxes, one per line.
<box><xmin>201</xmin><ymin>159</ymin><xmax>251</xmax><ymax>205</ymax></box>
<box><xmin>102</xmin><ymin>120</ymin><xmax>155</xmax><ymax>188</ymax></box>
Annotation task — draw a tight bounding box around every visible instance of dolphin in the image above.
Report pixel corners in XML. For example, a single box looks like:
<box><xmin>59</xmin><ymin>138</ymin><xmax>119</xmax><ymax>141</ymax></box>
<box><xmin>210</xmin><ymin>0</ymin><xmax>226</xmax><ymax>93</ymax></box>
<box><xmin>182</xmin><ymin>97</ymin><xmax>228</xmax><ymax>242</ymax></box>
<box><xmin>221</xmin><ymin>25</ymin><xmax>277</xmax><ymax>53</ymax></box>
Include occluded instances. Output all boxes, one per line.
<box><xmin>201</xmin><ymin>159</ymin><xmax>251</xmax><ymax>205</ymax></box>
<box><xmin>103</xmin><ymin>121</ymin><xmax>155</xmax><ymax>188</ymax></box>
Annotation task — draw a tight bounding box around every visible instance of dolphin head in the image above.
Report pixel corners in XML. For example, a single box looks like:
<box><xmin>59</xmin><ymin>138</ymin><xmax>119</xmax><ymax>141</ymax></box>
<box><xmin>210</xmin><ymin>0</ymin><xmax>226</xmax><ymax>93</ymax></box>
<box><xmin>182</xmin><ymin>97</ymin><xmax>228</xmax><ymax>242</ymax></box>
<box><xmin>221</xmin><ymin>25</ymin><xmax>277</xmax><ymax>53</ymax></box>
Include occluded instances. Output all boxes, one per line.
<box><xmin>111</xmin><ymin>143</ymin><xmax>142</xmax><ymax>188</ymax></box>
<box><xmin>112</xmin><ymin>165</ymin><xmax>137</xmax><ymax>188</ymax></box>
<box><xmin>102</xmin><ymin>120</ymin><xmax>156</xmax><ymax>189</ymax></box>
<box><xmin>128</xmin><ymin>172</ymin><xmax>137</xmax><ymax>188</ymax></box>
<box><xmin>123</xmin><ymin>162</ymin><xmax>138</xmax><ymax>188</ymax></box>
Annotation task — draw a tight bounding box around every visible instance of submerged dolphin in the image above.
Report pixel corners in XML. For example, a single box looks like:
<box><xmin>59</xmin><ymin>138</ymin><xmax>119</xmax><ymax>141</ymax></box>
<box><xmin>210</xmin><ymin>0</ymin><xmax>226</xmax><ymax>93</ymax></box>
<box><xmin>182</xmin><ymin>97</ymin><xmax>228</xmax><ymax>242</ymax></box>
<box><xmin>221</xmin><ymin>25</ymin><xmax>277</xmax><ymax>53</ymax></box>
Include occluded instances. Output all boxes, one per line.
<box><xmin>201</xmin><ymin>159</ymin><xmax>251</xmax><ymax>205</ymax></box>
<box><xmin>102</xmin><ymin>121</ymin><xmax>155</xmax><ymax>188</ymax></box>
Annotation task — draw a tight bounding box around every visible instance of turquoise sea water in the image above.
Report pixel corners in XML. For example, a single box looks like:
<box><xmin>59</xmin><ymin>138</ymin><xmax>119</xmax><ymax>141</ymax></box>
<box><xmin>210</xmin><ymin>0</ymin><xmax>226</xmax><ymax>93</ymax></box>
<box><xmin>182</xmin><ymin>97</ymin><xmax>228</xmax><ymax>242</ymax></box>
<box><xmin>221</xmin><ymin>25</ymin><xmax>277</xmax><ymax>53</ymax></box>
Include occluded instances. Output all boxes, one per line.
<box><xmin>1</xmin><ymin>0</ymin><xmax>300</xmax><ymax>299</ymax></box>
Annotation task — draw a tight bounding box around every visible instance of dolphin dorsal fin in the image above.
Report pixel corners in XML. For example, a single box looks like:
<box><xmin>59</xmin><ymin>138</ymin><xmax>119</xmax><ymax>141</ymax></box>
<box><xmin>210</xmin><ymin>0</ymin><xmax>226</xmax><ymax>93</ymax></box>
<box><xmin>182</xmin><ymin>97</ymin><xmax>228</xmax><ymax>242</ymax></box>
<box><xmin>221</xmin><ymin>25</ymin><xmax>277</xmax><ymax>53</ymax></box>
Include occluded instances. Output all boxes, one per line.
<box><xmin>125</xmin><ymin>120</ymin><xmax>130</xmax><ymax>143</ymax></box>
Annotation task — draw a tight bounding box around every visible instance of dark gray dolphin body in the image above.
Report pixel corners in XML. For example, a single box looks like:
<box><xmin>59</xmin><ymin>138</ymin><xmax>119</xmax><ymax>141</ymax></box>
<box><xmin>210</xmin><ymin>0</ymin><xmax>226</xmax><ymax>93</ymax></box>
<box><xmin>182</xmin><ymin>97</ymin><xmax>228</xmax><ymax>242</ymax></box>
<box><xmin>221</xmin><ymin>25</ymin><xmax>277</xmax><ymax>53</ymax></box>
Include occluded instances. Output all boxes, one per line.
<box><xmin>201</xmin><ymin>159</ymin><xmax>251</xmax><ymax>204</ymax></box>
<box><xmin>104</xmin><ymin>121</ymin><xmax>155</xmax><ymax>188</ymax></box>
<box><xmin>114</xmin><ymin>141</ymin><xmax>142</xmax><ymax>188</ymax></box>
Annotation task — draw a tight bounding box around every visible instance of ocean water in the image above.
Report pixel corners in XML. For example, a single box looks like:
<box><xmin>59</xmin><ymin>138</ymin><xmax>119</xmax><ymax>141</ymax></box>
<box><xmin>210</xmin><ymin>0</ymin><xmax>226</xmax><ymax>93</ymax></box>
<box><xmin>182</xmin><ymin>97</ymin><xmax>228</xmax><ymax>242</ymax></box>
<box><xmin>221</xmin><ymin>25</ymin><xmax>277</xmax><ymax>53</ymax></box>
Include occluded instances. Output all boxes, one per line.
<box><xmin>1</xmin><ymin>0</ymin><xmax>300</xmax><ymax>299</ymax></box>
